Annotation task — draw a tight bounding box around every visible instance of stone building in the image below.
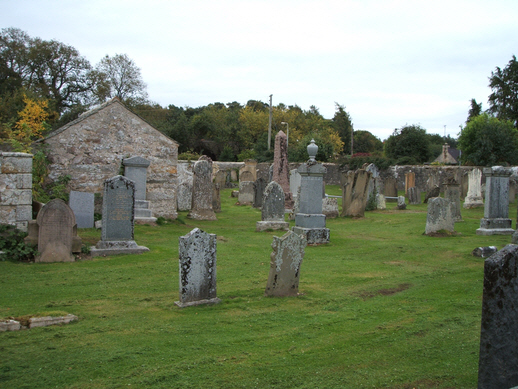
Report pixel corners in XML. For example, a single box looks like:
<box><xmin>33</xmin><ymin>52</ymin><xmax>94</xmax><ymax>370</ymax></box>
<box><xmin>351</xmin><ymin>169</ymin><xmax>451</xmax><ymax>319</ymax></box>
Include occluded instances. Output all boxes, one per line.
<box><xmin>42</xmin><ymin>98</ymin><xmax>178</xmax><ymax>219</ymax></box>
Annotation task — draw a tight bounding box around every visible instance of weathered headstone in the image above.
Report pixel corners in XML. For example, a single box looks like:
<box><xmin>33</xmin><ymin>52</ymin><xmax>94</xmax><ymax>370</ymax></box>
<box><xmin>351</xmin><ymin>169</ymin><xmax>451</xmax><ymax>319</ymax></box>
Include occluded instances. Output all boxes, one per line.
<box><xmin>471</xmin><ymin>246</ymin><xmax>498</xmax><ymax>258</ymax></box>
<box><xmin>69</xmin><ymin>191</ymin><xmax>94</xmax><ymax>228</ymax></box>
<box><xmin>424</xmin><ymin>197</ymin><xmax>454</xmax><ymax>235</ymax></box>
<box><xmin>214</xmin><ymin>170</ymin><xmax>227</xmax><ymax>189</ymax></box>
<box><xmin>238</xmin><ymin>180</ymin><xmax>255</xmax><ymax>205</ymax></box>
<box><xmin>383</xmin><ymin>176</ymin><xmax>398</xmax><ymax>201</ymax></box>
<box><xmin>376</xmin><ymin>193</ymin><xmax>386</xmax><ymax>210</ymax></box>
<box><xmin>292</xmin><ymin>140</ymin><xmax>330</xmax><ymax>244</ymax></box>
<box><xmin>253</xmin><ymin>177</ymin><xmax>266</xmax><ymax>208</ymax></box>
<box><xmin>407</xmin><ymin>186</ymin><xmax>421</xmax><ymax>205</ymax></box>
<box><xmin>177</xmin><ymin>182</ymin><xmax>193</xmax><ymax>211</ymax></box>
<box><xmin>239</xmin><ymin>159</ymin><xmax>257</xmax><ymax>182</ymax></box>
<box><xmin>290</xmin><ymin>169</ymin><xmax>302</xmax><ymax>199</ymax></box>
<box><xmin>91</xmin><ymin>175</ymin><xmax>149</xmax><ymax>257</ymax></box>
<box><xmin>405</xmin><ymin>172</ymin><xmax>416</xmax><ymax>196</ymax></box>
<box><xmin>424</xmin><ymin>185</ymin><xmax>440</xmax><ymax>203</ymax></box>
<box><xmin>265</xmin><ymin>230</ymin><xmax>307</xmax><ymax>297</ymax></box>
<box><xmin>239</xmin><ymin>170</ymin><xmax>254</xmax><ymax>183</ymax></box>
<box><xmin>509</xmin><ymin>179</ymin><xmax>517</xmax><ymax>204</ymax></box>
<box><xmin>464</xmin><ymin>168</ymin><xmax>484</xmax><ymax>209</ymax></box>
<box><xmin>123</xmin><ymin>156</ymin><xmax>156</xmax><ymax>223</ymax></box>
<box><xmin>341</xmin><ymin>169</ymin><xmax>372</xmax><ymax>218</ymax></box>
<box><xmin>477</xmin><ymin>244</ymin><xmax>518</xmax><ymax>389</ymax></box>
<box><xmin>212</xmin><ymin>183</ymin><xmax>221</xmax><ymax>213</ymax></box>
<box><xmin>477</xmin><ymin>166</ymin><xmax>513</xmax><ymax>235</ymax></box>
<box><xmin>365</xmin><ymin>163</ymin><xmax>380</xmax><ymax>201</ymax></box>
<box><xmin>35</xmin><ymin>199</ymin><xmax>78</xmax><ymax>263</ymax></box>
<box><xmin>272</xmin><ymin>130</ymin><xmax>293</xmax><ymax>209</ymax></box>
<box><xmin>322</xmin><ymin>197</ymin><xmax>339</xmax><ymax>218</ymax></box>
<box><xmin>397</xmin><ymin>196</ymin><xmax>406</xmax><ymax>210</ymax></box>
<box><xmin>443</xmin><ymin>179</ymin><xmax>463</xmax><ymax>222</ymax></box>
<box><xmin>175</xmin><ymin>228</ymin><xmax>220</xmax><ymax>308</ymax></box>
<box><xmin>188</xmin><ymin>157</ymin><xmax>217</xmax><ymax>221</ymax></box>
<box><xmin>256</xmin><ymin>181</ymin><xmax>289</xmax><ymax>231</ymax></box>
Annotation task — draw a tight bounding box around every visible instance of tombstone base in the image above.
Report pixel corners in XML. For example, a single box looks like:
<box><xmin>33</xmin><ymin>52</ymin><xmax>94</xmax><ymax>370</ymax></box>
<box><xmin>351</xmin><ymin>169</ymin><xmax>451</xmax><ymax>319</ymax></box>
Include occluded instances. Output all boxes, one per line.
<box><xmin>463</xmin><ymin>197</ymin><xmax>484</xmax><ymax>209</ymax></box>
<box><xmin>477</xmin><ymin>218</ymin><xmax>514</xmax><ymax>235</ymax></box>
<box><xmin>256</xmin><ymin>221</ymin><xmax>289</xmax><ymax>232</ymax></box>
<box><xmin>91</xmin><ymin>240</ymin><xmax>150</xmax><ymax>257</ymax></box>
<box><xmin>187</xmin><ymin>209</ymin><xmax>217</xmax><ymax>221</ymax></box>
<box><xmin>292</xmin><ymin>227</ymin><xmax>330</xmax><ymax>245</ymax></box>
<box><xmin>174</xmin><ymin>297</ymin><xmax>221</xmax><ymax>308</ymax></box>
<box><xmin>294</xmin><ymin>213</ymin><xmax>326</xmax><ymax>229</ymax></box>
<box><xmin>134</xmin><ymin>217</ymin><xmax>157</xmax><ymax>225</ymax></box>
<box><xmin>36</xmin><ymin>245</ymin><xmax>75</xmax><ymax>263</ymax></box>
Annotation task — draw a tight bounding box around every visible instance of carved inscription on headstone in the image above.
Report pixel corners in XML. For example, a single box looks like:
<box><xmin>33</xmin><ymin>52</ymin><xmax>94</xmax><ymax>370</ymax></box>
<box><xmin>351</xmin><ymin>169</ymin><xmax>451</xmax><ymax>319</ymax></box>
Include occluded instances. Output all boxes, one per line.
<box><xmin>102</xmin><ymin>176</ymin><xmax>135</xmax><ymax>242</ymax></box>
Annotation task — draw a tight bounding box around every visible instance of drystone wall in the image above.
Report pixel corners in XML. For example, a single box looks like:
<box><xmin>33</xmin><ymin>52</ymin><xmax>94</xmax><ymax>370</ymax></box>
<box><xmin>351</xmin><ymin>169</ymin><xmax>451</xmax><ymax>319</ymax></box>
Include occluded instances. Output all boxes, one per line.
<box><xmin>0</xmin><ymin>152</ymin><xmax>33</xmax><ymax>231</ymax></box>
<box><xmin>43</xmin><ymin>101</ymin><xmax>178</xmax><ymax>219</ymax></box>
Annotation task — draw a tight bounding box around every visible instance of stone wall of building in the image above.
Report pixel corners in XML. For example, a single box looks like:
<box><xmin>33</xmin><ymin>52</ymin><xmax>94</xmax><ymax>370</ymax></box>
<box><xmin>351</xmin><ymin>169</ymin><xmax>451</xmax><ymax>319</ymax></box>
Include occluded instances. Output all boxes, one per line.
<box><xmin>43</xmin><ymin>100</ymin><xmax>178</xmax><ymax>219</ymax></box>
<box><xmin>0</xmin><ymin>152</ymin><xmax>33</xmax><ymax>231</ymax></box>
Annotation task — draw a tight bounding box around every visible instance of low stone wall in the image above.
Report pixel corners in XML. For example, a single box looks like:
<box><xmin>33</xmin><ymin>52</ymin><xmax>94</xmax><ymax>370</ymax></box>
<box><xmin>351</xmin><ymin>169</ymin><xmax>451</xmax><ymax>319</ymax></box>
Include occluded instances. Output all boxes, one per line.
<box><xmin>0</xmin><ymin>152</ymin><xmax>33</xmax><ymax>231</ymax></box>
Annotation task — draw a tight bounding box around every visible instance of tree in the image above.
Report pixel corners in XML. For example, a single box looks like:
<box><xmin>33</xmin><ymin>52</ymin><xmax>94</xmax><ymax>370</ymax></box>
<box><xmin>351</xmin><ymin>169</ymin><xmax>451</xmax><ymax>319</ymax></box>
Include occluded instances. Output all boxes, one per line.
<box><xmin>352</xmin><ymin>130</ymin><xmax>383</xmax><ymax>154</ymax></box>
<box><xmin>458</xmin><ymin>113</ymin><xmax>518</xmax><ymax>166</ymax></box>
<box><xmin>94</xmin><ymin>53</ymin><xmax>148</xmax><ymax>104</ymax></box>
<box><xmin>332</xmin><ymin>103</ymin><xmax>353</xmax><ymax>154</ymax></box>
<box><xmin>467</xmin><ymin>98</ymin><xmax>482</xmax><ymax>124</ymax></box>
<box><xmin>488</xmin><ymin>55</ymin><xmax>518</xmax><ymax>127</ymax></box>
<box><xmin>384</xmin><ymin>124</ymin><xmax>431</xmax><ymax>164</ymax></box>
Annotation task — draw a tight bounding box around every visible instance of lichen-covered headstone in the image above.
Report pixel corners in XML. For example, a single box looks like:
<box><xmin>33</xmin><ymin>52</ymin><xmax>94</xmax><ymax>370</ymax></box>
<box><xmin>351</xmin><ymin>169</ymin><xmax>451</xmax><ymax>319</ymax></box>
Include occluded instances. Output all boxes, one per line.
<box><xmin>253</xmin><ymin>177</ymin><xmax>266</xmax><ymax>208</ymax></box>
<box><xmin>376</xmin><ymin>193</ymin><xmax>386</xmax><ymax>210</ymax></box>
<box><xmin>238</xmin><ymin>180</ymin><xmax>254</xmax><ymax>205</ymax></box>
<box><xmin>443</xmin><ymin>179</ymin><xmax>462</xmax><ymax>222</ymax></box>
<box><xmin>397</xmin><ymin>196</ymin><xmax>406</xmax><ymax>210</ymax></box>
<box><xmin>424</xmin><ymin>197</ymin><xmax>454</xmax><ymax>235</ymax></box>
<box><xmin>256</xmin><ymin>181</ymin><xmax>288</xmax><ymax>231</ymax></box>
<box><xmin>424</xmin><ymin>185</ymin><xmax>440</xmax><ymax>203</ymax></box>
<box><xmin>322</xmin><ymin>197</ymin><xmax>339</xmax><ymax>218</ymax></box>
<box><xmin>265</xmin><ymin>230</ymin><xmax>307</xmax><ymax>297</ymax></box>
<box><xmin>36</xmin><ymin>199</ymin><xmax>77</xmax><ymax>263</ymax></box>
<box><xmin>175</xmin><ymin>228</ymin><xmax>220</xmax><ymax>307</ymax></box>
<box><xmin>177</xmin><ymin>182</ymin><xmax>193</xmax><ymax>211</ymax></box>
<box><xmin>188</xmin><ymin>157</ymin><xmax>216</xmax><ymax>220</ymax></box>
<box><xmin>212</xmin><ymin>183</ymin><xmax>221</xmax><ymax>213</ymax></box>
<box><xmin>272</xmin><ymin>130</ymin><xmax>293</xmax><ymax>209</ymax></box>
<box><xmin>341</xmin><ymin>169</ymin><xmax>372</xmax><ymax>218</ymax></box>
<box><xmin>407</xmin><ymin>186</ymin><xmax>421</xmax><ymax>205</ymax></box>
<box><xmin>477</xmin><ymin>244</ymin><xmax>518</xmax><ymax>389</ymax></box>
<box><xmin>90</xmin><ymin>175</ymin><xmax>149</xmax><ymax>256</ymax></box>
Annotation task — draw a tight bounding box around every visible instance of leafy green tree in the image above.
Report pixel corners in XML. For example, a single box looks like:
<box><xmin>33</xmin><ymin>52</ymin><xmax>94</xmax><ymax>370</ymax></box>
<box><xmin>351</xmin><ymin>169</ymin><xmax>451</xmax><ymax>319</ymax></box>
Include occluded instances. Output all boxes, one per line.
<box><xmin>94</xmin><ymin>53</ymin><xmax>148</xmax><ymax>105</ymax></box>
<box><xmin>332</xmin><ymin>103</ymin><xmax>353</xmax><ymax>154</ymax></box>
<box><xmin>488</xmin><ymin>55</ymin><xmax>518</xmax><ymax>127</ymax></box>
<box><xmin>384</xmin><ymin>124</ymin><xmax>431</xmax><ymax>164</ymax></box>
<box><xmin>467</xmin><ymin>98</ymin><xmax>482</xmax><ymax>124</ymax></box>
<box><xmin>458</xmin><ymin>113</ymin><xmax>518</xmax><ymax>166</ymax></box>
<box><xmin>352</xmin><ymin>130</ymin><xmax>382</xmax><ymax>154</ymax></box>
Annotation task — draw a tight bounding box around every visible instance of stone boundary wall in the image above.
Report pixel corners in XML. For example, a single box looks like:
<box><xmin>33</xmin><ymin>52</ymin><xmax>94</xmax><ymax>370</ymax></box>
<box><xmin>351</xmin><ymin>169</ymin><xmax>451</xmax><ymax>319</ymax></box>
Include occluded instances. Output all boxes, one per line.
<box><xmin>0</xmin><ymin>152</ymin><xmax>33</xmax><ymax>231</ymax></box>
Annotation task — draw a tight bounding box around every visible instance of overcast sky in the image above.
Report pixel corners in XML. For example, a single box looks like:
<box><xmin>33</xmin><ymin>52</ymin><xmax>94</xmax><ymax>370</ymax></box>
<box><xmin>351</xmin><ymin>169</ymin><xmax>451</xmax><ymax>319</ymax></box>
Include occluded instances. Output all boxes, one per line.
<box><xmin>2</xmin><ymin>0</ymin><xmax>518</xmax><ymax>140</ymax></box>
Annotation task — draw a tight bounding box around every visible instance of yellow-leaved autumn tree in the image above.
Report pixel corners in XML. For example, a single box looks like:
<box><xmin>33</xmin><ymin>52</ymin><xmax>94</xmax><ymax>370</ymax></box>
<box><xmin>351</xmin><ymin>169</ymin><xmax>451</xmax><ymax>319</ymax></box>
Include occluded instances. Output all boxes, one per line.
<box><xmin>6</xmin><ymin>95</ymin><xmax>50</xmax><ymax>152</ymax></box>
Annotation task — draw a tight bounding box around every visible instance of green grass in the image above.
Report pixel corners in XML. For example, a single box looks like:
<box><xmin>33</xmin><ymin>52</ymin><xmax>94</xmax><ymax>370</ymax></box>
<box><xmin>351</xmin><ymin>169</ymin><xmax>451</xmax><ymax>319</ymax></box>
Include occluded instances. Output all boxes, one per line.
<box><xmin>0</xmin><ymin>186</ymin><xmax>514</xmax><ymax>388</ymax></box>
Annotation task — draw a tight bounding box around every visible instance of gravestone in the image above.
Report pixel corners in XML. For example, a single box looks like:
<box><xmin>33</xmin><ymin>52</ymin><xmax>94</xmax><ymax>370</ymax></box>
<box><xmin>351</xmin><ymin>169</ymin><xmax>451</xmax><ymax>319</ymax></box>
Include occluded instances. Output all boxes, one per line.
<box><xmin>91</xmin><ymin>175</ymin><xmax>149</xmax><ymax>257</ymax></box>
<box><xmin>292</xmin><ymin>140</ymin><xmax>330</xmax><ymax>244</ymax></box>
<box><xmin>123</xmin><ymin>156</ymin><xmax>156</xmax><ymax>223</ymax></box>
<box><xmin>188</xmin><ymin>157</ymin><xmax>217</xmax><ymax>221</ymax></box>
<box><xmin>272</xmin><ymin>131</ymin><xmax>293</xmax><ymax>209</ymax></box>
<box><xmin>322</xmin><ymin>197</ymin><xmax>339</xmax><ymax>218</ymax></box>
<box><xmin>253</xmin><ymin>177</ymin><xmax>267</xmax><ymax>208</ymax></box>
<box><xmin>405</xmin><ymin>172</ymin><xmax>416</xmax><ymax>196</ymax></box>
<box><xmin>69</xmin><ymin>191</ymin><xmax>94</xmax><ymax>228</ymax></box>
<box><xmin>443</xmin><ymin>179</ymin><xmax>463</xmax><ymax>222</ymax></box>
<box><xmin>290</xmin><ymin>169</ymin><xmax>302</xmax><ymax>199</ymax></box>
<box><xmin>397</xmin><ymin>196</ymin><xmax>406</xmax><ymax>210</ymax></box>
<box><xmin>214</xmin><ymin>170</ymin><xmax>227</xmax><ymax>188</ymax></box>
<box><xmin>239</xmin><ymin>159</ymin><xmax>257</xmax><ymax>182</ymax></box>
<box><xmin>212</xmin><ymin>183</ymin><xmax>221</xmax><ymax>213</ymax></box>
<box><xmin>407</xmin><ymin>186</ymin><xmax>421</xmax><ymax>205</ymax></box>
<box><xmin>35</xmin><ymin>199</ymin><xmax>78</xmax><ymax>263</ymax></box>
<box><xmin>376</xmin><ymin>193</ymin><xmax>386</xmax><ymax>210</ymax></box>
<box><xmin>256</xmin><ymin>181</ymin><xmax>289</xmax><ymax>231</ymax></box>
<box><xmin>289</xmin><ymin>186</ymin><xmax>301</xmax><ymax>221</ymax></box>
<box><xmin>383</xmin><ymin>176</ymin><xmax>398</xmax><ymax>201</ymax></box>
<box><xmin>341</xmin><ymin>169</ymin><xmax>372</xmax><ymax>218</ymax></box>
<box><xmin>424</xmin><ymin>197</ymin><xmax>454</xmax><ymax>235</ymax></box>
<box><xmin>238</xmin><ymin>180</ymin><xmax>255</xmax><ymax>205</ymax></box>
<box><xmin>477</xmin><ymin>166</ymin><xmax>514</xmax><ymax>235</ymax></box>
<box><xmin>365</xmin><ymin>163</ymin><xmax>380</xmax><ymax>201</ymax></box>
<box><xmin>477</xmin><ymin>244</ymin><xmax>518</xmax><ymax>389</ymax></box>
<box><xmin>177</xmin><ymin>182</ymin><xmax>193</xmax><ymax>211</ymax></box>
<box><xmin>471</xmin><ymin>246</ymin><xmax>498</xmax><ymax>258</ymax></box>
<box><xmin>239</xmin><ymin>170</ymin><xmax>254</xmax><ymax>183</ymax></box>
<box><xmin>175</xmin><ymin>228</ymin><xmax>220</xmax><ymax>308</ymax></box>
<box><xmin>509</xmin><ymin>179</ymin><xmax>517</xmax><ymax>204</ymax></box>
<box><xmin>265</xmin><ymin>230</ymin><xmax>307</xmax><ymax>297</ymax></box>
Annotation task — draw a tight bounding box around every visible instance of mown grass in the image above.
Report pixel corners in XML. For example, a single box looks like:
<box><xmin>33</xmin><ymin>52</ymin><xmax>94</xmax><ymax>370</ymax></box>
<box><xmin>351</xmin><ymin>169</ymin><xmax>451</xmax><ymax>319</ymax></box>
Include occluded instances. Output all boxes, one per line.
<box><xmin>0</xmin><ymin>186</ymin><xmax>515</xmax><ymax>388</ymax></box>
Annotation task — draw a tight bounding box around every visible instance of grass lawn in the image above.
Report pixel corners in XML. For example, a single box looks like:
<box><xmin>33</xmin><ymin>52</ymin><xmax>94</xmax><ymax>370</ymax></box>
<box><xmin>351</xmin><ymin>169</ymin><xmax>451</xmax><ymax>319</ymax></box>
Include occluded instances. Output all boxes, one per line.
<box><xmin>1</xmin><ymin>186</ymin><xmax>515</xmax><ymax>388</ymax></box>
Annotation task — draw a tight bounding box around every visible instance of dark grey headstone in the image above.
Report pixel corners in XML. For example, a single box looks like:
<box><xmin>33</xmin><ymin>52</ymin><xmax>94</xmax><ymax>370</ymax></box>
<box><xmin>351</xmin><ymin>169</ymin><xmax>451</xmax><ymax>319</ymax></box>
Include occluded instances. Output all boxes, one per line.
<box><xmin>253</xmin><ymin>177</ymin><xmax>266</xmax><ymax>209</ymax></box>
<box><xmin>123</xmin><ymin>156</ymin><xmax>150</xmax><ymax>201</ymax></box>
<box><xmin>102</xmin><ymin>175</ymin><xmax>135</xmax><ymax>242</ymax></box>
<box><xmin>478</xmin><ymin>244</ymin><xmax>518</xmax><ymax>389</ymax></box>
<box><xmin>69</xmin><ymin>191</ymin><xmax>94</xmax><ymax>228</ymax></box>
<box><xmin>176</xmin><ymin>228</ymin><xmax>220</xmax><ymax>307</ymax></box>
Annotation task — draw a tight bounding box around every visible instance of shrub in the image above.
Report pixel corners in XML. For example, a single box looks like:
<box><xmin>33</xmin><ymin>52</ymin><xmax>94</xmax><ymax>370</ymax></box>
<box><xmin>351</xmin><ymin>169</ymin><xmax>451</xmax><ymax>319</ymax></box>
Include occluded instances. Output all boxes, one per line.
<box><xmin>0</xmin><ymin>224</ymin><xmax>38</xmax><ymax>262</ymax></box>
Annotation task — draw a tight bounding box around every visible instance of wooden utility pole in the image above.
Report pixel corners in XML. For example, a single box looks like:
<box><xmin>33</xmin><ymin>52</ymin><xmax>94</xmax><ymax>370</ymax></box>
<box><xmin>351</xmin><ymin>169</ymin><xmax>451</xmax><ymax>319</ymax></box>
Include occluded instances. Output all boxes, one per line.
<box><xmin>268</xmin><ymin>94</ymin><xmax>272</xmax><ymax>150</ymax></box>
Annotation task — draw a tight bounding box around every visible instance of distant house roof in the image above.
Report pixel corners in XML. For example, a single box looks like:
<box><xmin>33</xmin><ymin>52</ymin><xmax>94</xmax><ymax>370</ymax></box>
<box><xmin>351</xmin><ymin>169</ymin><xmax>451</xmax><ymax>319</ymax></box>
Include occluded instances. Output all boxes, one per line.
<box><xmin>434</xmin><ymin>144</ymin><xmax>459</xmax><ymax>164</ymax></box>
